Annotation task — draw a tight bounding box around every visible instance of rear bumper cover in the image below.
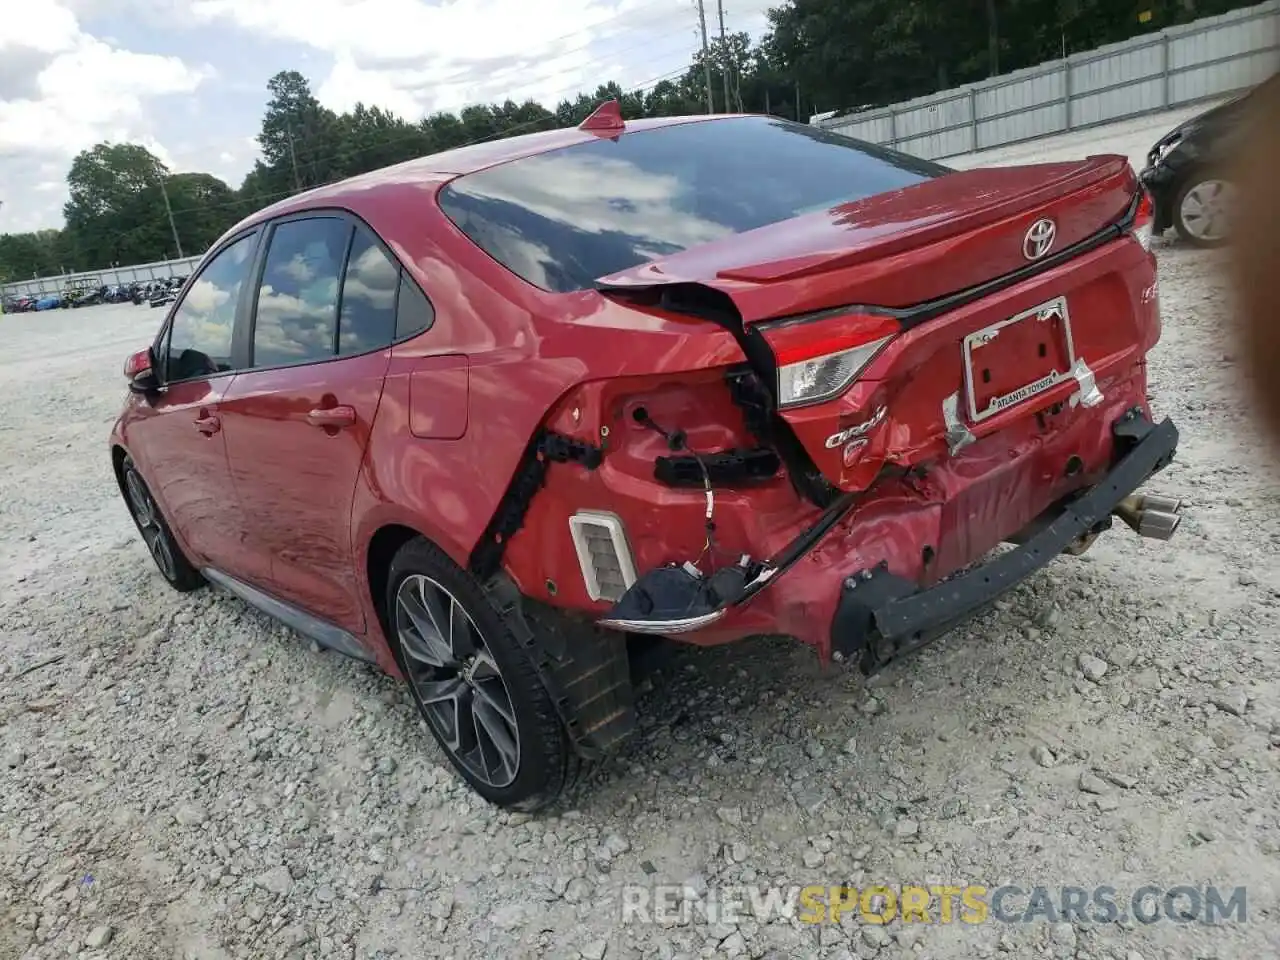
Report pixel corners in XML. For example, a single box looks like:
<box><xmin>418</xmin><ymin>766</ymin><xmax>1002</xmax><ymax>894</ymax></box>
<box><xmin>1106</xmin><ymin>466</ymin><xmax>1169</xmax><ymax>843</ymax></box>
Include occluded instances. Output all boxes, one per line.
<box><xmin>832</xmin><ymin>408</ymin><xmax>1178</xmax><ymax>672</ymax></box>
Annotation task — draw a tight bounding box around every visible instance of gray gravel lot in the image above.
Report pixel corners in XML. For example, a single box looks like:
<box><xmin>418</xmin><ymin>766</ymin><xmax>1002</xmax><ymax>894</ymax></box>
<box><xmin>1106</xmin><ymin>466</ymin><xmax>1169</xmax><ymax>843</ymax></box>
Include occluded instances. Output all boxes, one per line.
<box><xmin>3</xmin><ymin>198</ymin><xmax>1280</xmax><ymax>959</ymax></box>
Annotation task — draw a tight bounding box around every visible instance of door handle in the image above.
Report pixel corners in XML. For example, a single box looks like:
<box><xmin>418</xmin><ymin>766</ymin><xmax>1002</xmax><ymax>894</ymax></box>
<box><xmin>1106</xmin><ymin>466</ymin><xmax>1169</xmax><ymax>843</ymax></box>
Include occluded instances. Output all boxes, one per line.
<box><xmin>306</xmin><ymin>405</ymin><xmax>356</xmax><ymax>428</ymax></box>
<box><xmin>193</xmin><ymin>414</ymin><xmax>221</xmax><ymax>436</ymax></box>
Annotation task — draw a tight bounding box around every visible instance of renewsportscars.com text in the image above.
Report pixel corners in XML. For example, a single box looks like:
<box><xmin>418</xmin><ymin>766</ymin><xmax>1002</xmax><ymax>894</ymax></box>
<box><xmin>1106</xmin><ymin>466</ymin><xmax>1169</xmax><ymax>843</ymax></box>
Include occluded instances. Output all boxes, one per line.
<box><xmin>620</xmin><ymin>883</ymin><xmax>1247</xmax><ymax>927</ymax></box>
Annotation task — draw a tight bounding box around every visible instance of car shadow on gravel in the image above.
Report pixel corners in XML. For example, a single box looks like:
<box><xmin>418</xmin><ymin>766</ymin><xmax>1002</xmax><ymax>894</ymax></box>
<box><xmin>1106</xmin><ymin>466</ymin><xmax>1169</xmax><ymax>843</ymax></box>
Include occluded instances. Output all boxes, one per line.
<box><xmin>563</xmin><ymin>569</ymin><xmax>1089</xmax><ymax>805</ymax></box>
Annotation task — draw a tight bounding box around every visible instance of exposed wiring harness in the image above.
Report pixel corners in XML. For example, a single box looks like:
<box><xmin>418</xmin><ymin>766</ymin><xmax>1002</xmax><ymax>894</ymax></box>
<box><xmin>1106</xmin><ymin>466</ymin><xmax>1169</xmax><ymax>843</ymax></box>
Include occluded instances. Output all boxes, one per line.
<box><xmin>633</xmin><ymin>408</ymin><xmax>719</xmax><ymax>568</ymax></box>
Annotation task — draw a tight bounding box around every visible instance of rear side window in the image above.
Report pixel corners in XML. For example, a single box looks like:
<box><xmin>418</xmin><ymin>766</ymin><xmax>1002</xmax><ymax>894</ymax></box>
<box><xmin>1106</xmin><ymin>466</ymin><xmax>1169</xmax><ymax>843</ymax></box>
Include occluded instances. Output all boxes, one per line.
<box><xmin>338</xmin><ymin>227</ymin><xmax>399</xmax><ymax>356</ymax></box>
<box><xmin>396</xmin><ymin>273</ymin><xmax>434</xmax><ymax>340</ymax></box>
<box><xmin>252</xmin><ymin>217</ymin><xmax>351</xmax><ymax>368</ymax></box>
<box><xmin>163</xmin><ymin>232</ymin><xmax>257</xmax><ymax>381</ymax></box>
<box><xmin>438</xmin><ymin>115</ymin><xmax>949</xmax><ymax>293</ymax></box>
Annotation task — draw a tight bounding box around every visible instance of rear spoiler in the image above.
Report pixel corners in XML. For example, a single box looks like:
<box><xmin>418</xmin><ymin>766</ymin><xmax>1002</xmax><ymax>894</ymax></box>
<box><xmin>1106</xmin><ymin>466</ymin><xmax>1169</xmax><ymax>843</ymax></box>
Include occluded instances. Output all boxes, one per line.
<box><xmin>599</xmin><ymin>188</ymin><xmax>1145</xmax><ymax>335</ymax></box>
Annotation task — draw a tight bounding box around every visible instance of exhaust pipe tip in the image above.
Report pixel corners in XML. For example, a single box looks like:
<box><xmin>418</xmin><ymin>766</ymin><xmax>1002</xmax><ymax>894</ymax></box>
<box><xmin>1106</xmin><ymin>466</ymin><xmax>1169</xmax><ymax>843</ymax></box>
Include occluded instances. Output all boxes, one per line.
<box><xmin>1112</xmin><ymin>493</ymin><xmax>1183</xmax><ymax>540</ymax></box>
<box><xmin>1138</xmin><ymin>493</ymin><xmax>1183</xmax><ymax>514</ymax></box>
<box><xmin>1137</xmin><ymin>507</ymin><xmax>1181</xmax><ymax>541</ymax></box>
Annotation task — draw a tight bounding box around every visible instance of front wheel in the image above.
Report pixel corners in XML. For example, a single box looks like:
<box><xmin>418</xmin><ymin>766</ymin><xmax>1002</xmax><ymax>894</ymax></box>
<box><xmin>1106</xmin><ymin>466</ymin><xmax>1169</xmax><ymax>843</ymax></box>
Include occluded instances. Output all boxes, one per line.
<box><xmin>120</xmin><ymin>455</ymin><xmax>204</xmax><ymax>592</ymax></box>
<box><xmin>386</xmin><ymin>537</ymin><xmax>577</xmax><ymax>811</ymax></box>
<box><xmin>1174</xmin><ymin>175</ymin><xmax>1235</xmax><ymax>247</ymax></box>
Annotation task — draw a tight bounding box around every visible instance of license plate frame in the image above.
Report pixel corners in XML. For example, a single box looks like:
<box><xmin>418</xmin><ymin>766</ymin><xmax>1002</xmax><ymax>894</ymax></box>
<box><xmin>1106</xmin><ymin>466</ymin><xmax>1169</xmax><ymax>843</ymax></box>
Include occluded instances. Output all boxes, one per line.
<box><xmin>962</xmin><ymin>295</ymin><xmax>1077</xmax><ymax>423</ymax></box>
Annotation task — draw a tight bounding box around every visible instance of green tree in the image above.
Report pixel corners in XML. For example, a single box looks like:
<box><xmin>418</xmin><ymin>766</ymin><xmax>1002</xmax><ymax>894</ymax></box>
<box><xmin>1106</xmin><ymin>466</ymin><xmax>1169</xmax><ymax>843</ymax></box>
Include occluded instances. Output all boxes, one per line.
<box><xmin>0</xmin><ymin>230</ymin><xmax>65</xmax><ymax>280</ymax></box>
<box><xmin>258</xmin><ymin>71</ymin><xmax>342</xmax><ymax>190</ymax></box>
<box><xmin>63</xmin><ymin>143</ymin><xmax>171</xmax><ymax>267</ymax></box>
<box><xmin>331</xmin><ymin>103</ymin><xmax>433</xmax><ymax>177</ymax></box>
<box><xmin>163</xmin><ymin>173</ymin><xmax>240</xmax><ymax>255</ymax></box>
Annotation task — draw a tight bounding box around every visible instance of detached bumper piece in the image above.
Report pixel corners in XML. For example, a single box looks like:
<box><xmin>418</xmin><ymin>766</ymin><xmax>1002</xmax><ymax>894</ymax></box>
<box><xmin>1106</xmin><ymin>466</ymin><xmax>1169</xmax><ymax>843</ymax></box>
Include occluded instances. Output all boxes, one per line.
<box><xmin>833</xmin><ymin>410</ymin><xmax>1179</xmax><ymax>675</ymax></box>
<box><xmin>597</xmin><ymin>563</ymin><xmax>752</xmax><ymax>634</ymax></box>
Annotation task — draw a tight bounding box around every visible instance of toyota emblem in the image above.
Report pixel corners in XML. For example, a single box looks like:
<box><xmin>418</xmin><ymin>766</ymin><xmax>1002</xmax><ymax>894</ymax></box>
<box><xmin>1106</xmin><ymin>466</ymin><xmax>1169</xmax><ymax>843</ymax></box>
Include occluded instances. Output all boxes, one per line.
<box><xmin>1023</xmin><ymin>218</ymin><xmax>1057</xmax><ymax>261</ymax></box>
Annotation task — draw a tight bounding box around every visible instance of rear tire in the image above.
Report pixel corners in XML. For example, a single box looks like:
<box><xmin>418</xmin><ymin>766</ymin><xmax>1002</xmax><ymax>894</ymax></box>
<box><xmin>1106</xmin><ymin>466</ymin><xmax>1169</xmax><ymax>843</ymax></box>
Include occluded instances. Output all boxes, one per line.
<box><xmin>120</xmin><ymin>455</ymin><xmax>205</xmax><ymax>592</ymax></box>
<box><xmin>386</xmin><ymin>537</ymin><xmax>577</xmax><ymax>811</ymax></box>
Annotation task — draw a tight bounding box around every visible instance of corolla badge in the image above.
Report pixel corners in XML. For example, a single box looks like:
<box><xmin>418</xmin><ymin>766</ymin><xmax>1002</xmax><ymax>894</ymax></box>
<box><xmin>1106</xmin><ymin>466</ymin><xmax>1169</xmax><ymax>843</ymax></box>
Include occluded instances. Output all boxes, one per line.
<box><xmin>824</xmin><ymin>405</ymin><xmax>888</xmax><ymax>449</ymax></box>
<box><xmin>1023</xmin><ymin>218</ymin><xmax>1057</xmax><ymax>261</ymax></box>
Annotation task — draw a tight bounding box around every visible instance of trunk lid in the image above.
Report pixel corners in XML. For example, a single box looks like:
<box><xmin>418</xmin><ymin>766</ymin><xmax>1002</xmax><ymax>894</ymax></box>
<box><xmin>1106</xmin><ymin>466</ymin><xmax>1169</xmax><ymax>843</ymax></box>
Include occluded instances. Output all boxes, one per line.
<box><xmin>600</xmin><ymin>155</ymin><xmax>1153</xmax><ymax>496</ymax></box>
<box><xmin>598</xmin><ymin>155</ymin><xmax>1136</xmax><ymax>321</ymax></box>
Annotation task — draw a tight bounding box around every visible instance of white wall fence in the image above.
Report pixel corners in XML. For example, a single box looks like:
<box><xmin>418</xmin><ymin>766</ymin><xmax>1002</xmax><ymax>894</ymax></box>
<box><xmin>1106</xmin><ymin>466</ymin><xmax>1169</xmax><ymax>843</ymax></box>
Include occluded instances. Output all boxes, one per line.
<box><xmin>2</xmin><ymin>255</ymin><xmax>205</xmax><ymax>300</ymax></box>
<box><xmin>816</xmin><ymin>0</ymin><xmax>1280</xmax><ymax>160</ymax></box>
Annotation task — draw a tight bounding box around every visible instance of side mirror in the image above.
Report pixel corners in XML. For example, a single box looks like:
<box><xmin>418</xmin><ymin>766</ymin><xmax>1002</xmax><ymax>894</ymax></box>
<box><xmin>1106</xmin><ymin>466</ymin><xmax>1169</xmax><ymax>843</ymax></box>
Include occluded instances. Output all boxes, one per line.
<box><xmin>125</xmin><ymin>347</ymin><xmax>160</xmax><ymax>394</ymax></box>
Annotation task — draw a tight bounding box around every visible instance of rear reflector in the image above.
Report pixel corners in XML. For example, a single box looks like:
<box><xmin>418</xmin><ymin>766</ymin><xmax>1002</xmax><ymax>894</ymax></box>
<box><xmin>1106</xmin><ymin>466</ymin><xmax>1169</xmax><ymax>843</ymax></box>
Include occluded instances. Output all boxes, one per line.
<box><xmin>568</xmin><ymin>511</ymin><xmax>637</xmax><ymax>602</ymax></box>
<box><xmin>759</xmin><ymin>312</ymin><xmax>898</xmax><ymax>409</ymax></box>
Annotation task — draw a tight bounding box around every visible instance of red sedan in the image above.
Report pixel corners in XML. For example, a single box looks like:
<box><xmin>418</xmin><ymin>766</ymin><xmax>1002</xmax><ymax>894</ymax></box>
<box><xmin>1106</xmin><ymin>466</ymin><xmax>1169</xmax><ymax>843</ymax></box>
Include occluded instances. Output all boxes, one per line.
<box><xmin>112</xmin><ymin>104</ymin><xmax>1181</xmax><ymax>809</ymax></box>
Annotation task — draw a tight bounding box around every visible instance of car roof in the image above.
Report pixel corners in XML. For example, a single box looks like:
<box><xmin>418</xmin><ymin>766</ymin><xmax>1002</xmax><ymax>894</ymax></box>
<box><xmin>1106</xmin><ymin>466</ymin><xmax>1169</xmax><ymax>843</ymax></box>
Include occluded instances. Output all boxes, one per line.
<box><xmin>234</xmin><ymin>113</ymin><xmax>724</xmax><ymax>230</ymax></box>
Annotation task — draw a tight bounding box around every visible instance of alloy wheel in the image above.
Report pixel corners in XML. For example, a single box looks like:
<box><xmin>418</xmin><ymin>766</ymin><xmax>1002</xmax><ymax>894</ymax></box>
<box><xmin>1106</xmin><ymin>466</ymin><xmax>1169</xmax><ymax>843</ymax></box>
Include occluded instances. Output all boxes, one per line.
<box><xmin>395</xmin><ymin>574</ymin><xmax>521</xmax><ymax>788</ymax></box>
<box><xmin>1178</xmin><ymin>179</ymin><xmax>1235</xmax><ymax>243</ymax></box>
<box><xmin>125</xmin><ymin>467</ymin><xmax>177</xmax><ymax>580</ymax></box>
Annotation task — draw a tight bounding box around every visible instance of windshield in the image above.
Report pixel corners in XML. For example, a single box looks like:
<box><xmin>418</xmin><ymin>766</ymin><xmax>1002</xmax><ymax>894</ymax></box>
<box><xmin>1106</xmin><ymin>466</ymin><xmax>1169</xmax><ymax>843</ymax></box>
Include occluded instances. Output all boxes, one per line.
<box><xmin>438</xmin><ymin>116</ymin><xmax>950</xmax><ymax>293</ymax></box>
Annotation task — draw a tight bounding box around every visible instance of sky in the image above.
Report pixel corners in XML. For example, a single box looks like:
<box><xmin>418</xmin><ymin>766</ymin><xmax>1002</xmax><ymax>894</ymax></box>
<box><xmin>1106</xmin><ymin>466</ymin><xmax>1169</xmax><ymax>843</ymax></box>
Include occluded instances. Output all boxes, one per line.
<box><xmin>0</xmin><ymin>0</ymin><xmax>776</xmax><ymax>235</ymax></box>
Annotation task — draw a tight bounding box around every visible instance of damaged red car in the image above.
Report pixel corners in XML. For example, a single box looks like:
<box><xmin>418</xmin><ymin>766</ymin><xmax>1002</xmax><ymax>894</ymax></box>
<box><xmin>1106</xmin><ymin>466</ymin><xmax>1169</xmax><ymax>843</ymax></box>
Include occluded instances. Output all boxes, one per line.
<box><xmin>111</xmin><ymin>104</ymin><xmax>1181</xmax><ymax>809</ymax></box>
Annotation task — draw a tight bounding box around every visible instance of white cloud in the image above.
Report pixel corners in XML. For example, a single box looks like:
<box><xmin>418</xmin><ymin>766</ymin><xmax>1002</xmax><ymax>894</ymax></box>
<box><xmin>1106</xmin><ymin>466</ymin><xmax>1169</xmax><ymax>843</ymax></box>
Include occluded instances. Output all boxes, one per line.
<box><xmin>0</xmin><ymin>40</ymin><xmax>209</xmax><ymax>157</ymax></box>
<box><xmin>0</xmin><ymin>1</ymin><xmax>82</xmax><ymax>55</ymax></box>
<box><xmin>192</xmin><ymin>0</ymin><xmax>634</xmax><ymax>67</ymax></box>
<box><xmin>191</xmin><ymin>0</ymin><xmax>772</xmax><ymax>115</ymax></box>
<box><xmin>1</xmin><ymin>0</ymin><xmax>777</xmax><ymax>236</ymax></box>
<box><xmin>0</xmin><ymin>1</ymin><xmax>210</xmax><ymax>232</ymax></box>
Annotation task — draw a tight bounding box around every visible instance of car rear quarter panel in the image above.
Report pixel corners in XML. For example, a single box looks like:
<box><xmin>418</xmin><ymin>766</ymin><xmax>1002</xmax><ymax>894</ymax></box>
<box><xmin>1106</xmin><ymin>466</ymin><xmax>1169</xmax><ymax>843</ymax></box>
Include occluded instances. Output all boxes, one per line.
<box><xmin>343</xmin><ymin>184</ymin><xmax>747</xmax><ymax>620</ymax></box>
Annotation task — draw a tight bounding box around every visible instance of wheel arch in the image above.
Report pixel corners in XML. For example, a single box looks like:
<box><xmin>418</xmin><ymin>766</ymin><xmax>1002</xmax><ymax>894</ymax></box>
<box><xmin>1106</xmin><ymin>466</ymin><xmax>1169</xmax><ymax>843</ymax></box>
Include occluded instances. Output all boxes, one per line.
<box><xmin>364</xmin><ymin>522</ymin><xmax>423</xmax><ymax>651</ymax></box>
<box><xmin>110</xmin><ymin>443</ymin><xmax>130</xmax><ymax>500</ymax></box>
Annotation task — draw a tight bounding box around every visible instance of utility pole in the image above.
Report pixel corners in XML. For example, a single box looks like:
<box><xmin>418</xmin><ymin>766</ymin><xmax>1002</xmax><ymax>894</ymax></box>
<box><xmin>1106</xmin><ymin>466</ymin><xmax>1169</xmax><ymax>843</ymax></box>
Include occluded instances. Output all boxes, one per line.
<box><xmin>716</xmin><ymin>0</ymin><xmax>732</xmax><ymax>114</ymax></box>
<box><xmin>986</xmin><ymin>0</ymin><xmax>1000</xmax><ymax>76</ymax></box>
<box><xmin>696</xmin><ymin>0</ymin><xmax>715</xmax><ymax>114</ymax></box>
<box><xmin>158</xmin><ymin>176</ymin><xmax>185</xmax><ymax>260</ymax></box>
<box><xmin>286</xmin><ymin>126</ymin><xmax>303</xmax><ymax>191</ymax></box>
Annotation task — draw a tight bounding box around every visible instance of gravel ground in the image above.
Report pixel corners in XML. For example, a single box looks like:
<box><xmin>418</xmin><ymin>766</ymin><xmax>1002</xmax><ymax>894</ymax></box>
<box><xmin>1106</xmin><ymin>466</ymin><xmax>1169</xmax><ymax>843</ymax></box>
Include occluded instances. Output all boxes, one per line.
<box><xmin>4</xmin><ymin>119</ymin><xmax>1280</xmax><ymax>960</ymax></box>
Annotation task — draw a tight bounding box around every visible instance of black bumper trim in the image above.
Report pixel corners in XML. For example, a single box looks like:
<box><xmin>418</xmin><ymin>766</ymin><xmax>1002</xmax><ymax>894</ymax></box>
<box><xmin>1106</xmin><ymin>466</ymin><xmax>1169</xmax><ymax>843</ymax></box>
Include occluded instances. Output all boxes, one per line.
<box><xmin>832</xmin><ymin>414</ymin><xmax>1179</xmax><ymax>673</ymax></box>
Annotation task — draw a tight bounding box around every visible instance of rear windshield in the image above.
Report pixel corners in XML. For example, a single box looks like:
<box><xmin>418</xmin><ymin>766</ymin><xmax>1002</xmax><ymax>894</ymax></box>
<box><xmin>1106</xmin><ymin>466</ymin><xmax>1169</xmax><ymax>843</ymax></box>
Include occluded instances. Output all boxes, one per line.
<box><xmin>438</xmin><ymin>116</ymin><xmax>950</xmax><ymax>293</ymax></box>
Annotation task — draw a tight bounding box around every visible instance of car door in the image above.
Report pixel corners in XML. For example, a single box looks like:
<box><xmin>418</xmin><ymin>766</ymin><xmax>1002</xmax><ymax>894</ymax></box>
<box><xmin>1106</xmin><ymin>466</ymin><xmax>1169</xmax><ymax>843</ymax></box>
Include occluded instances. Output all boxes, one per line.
<box><xmin>218</xmin><ymin>215</ymin><xmax>398</xmax><ymax>632</ymax></box>
<box><xmin>125</xmin><ymin>230</ymin><xmax>260</xmax><ymax>572</ymax></box>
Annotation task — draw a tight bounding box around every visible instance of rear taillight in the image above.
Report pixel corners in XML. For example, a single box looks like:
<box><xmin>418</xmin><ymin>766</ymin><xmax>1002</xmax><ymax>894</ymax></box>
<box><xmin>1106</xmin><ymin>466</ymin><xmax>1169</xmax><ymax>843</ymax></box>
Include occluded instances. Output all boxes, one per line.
<box><xmin>124</xmin><ymin>348</ymin><xmax>152</xmax><ymax>380</ymax></box>
<box><xmin>1131</xmin><ymin>190</ymin><xmax>1155</xmax><ymax>253</ymax></box>
<box><xmin>759</xmin><ymin>312</ymin><xmax>898</xmax><ymax>409</ymax></box>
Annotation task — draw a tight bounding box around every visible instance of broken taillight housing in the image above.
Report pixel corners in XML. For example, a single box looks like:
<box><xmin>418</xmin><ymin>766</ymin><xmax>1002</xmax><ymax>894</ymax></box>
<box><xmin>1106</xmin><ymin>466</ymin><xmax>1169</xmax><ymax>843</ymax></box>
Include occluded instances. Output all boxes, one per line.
<box><xmin>1131</xmin><ymin>189</ymin><xmax>1155</xmax><ymax>253</ymax></box>
<box><xmin>758</xmin><ymin>312</ymin><xmax>898</xmax><ymax>409</ymax></box>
